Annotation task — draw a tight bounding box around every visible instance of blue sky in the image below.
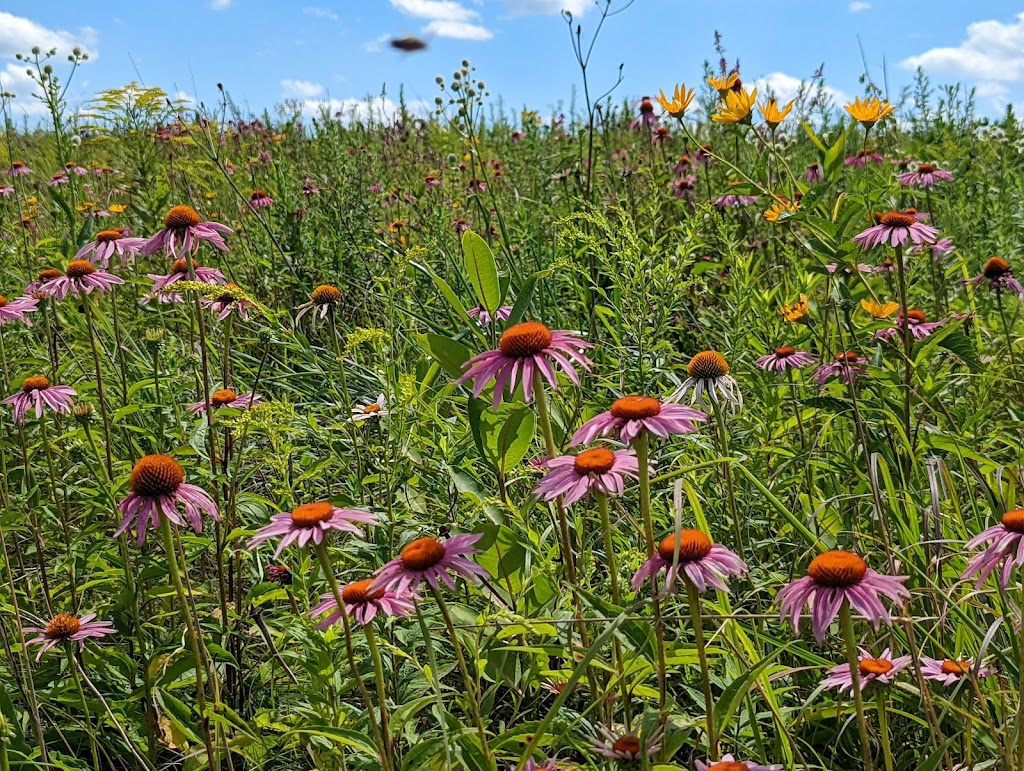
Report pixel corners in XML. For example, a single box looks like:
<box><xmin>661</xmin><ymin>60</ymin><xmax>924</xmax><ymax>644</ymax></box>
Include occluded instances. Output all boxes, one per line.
<box><xmin>1</xmin><ymin>1</ymin><xmax>1022</xmax><ymax>123</ymax></box>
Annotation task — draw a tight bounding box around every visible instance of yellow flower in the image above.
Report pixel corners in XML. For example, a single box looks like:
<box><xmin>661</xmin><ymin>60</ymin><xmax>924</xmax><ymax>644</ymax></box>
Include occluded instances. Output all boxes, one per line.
<box><xmin>25</xmin><ymin>196</ymin><xmax>37</xmax><ymax>206</ymax></box>
<box><xmin>521</xmin><ymin>109</ymin><xmax>540</xmax><ymax>125</ymax></box>
<box><xmin>707</xmin><ymin>72</ymin><xmax>740</xmax><ymax>96</ymax></box>
<box><xmin>758</xmin><ymin>98</ymin><xmax>795</xmax><ymax>129</ymax></box>
<box><xmin>845</xmin><ymin>96</ymin><xmax>895</xmax><ymax>127</ymax></box>
<box><xmin>780</xmin><ymin>294</ymin><xmax>810</xmax><ymax>323</ymax></box>
<box><xmin>861</xmin><ymin>299</ymin><xmax>900</xmax><ymax>319</ymax></box>
<box><xmin>712</xmin><ymin>88</ymin><xmax>757</xmax><ymax>125</ymax></box>
<box><xmin>75</xmin><ymin>201</ymin><xmax>96</xmax><ymax>212</ymax></box>
<box><xmin>764</xmin><ymin>198</ymin><xmax>798</xmax><ymax>224</ymax></box>
<box><xmin>205</xmin><ymin>192</ymin><xmax>216</xmax><ymax>200</ymax></box>
<box><xmin>656</xmin><ymin>84</ymin><xmax>695</xmax><ymax>118</ymax></box>
<box><xmin>272</xmin><ymin>133</ymin><xmax>286</xmax><ymax>142</ymax></box>
<box><xmin>108</xmin><ymin>203</ymin><xmax>126</xmax><ymax>214</ymax></box>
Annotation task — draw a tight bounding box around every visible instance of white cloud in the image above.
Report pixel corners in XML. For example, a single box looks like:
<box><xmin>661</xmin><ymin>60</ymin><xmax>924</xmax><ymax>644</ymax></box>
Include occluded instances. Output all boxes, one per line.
<box><xmin>297</xmin><ymin>96</ymin><xmax>428</xmax><ymax>124</ymax></box>
<box><xmin>756</xmin><ymin>72</ymin><xmax>848</xmax><ymax>109</ymax></box>
<box><xmin>364</xmin><ymin>34</ymin><xmax>391</xmax><ymax>53</ymax></box>
<box><xmin>210</xmin><ymin>0</ymin><xmax>233</xmax><ymax>9</ymax></box>
<box><xmin>0</xmin><ymin>63</ymin><xmax>48</xmax><ymax>116</ymax></box>
<box><xmin>848</xmin><ymin>2</ymin><xmax>871</xmax><ymax>12</ymax></box>
<box><xmin>281</xmin><ymin>79</ymin><xmax>325</xmax><ymax>98</ymax></box>
<box><xmin>390</xmin><ymin>0</ymin><xmax>477</xmax><ymax>21</ymax></box>
<box><xmin>303</xmin><ymin>6</ymin><xmax>339</xmax><ymax>22</ymax></box>
<box><xmin>501</xmin><ymin>0</ymin><xmax>590</xmax><ymax>16</ymax></box>
<box><xmin>902</xmin><ymin>12</ymin><xmax>1024</xmax><ymax>98</ymax></box>
<box><xmin>0</xmin><ymin>12</ymin><xmax>96</xmax><ymax>59</ymax></box>
<box><xmin>424</xmin><ymin>20</ymin><xmax>493</xmax><ymax>40</ymax></box>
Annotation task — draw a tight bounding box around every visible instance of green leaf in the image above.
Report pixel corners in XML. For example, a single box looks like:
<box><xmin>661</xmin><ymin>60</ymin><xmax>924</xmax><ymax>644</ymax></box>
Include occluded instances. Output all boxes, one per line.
<box><xmin>462</xmin><ymin>229</ymin><xmax>501</xmax><ymax>313</ymax></box>
<box><xmin>507</xmin><ymin>270</ymin><xmax>550</xmax><ymax>326</ymax></box>
<box><xmin>419</xmin><ymin>333</ymin><xmax>472</xmax><ymax>379</ymax></box>
<box><xmin>713</xmin><ymin>642</ymin><xmax>797</xmax><ymax>735</ymax></box>
<box><xmin>287</xmin><ymin>727</ymin><xmax>381</xmax><ymax>761</ymax></box>
<box><xmin>801</xmin><ymin>121</ymin><xmax>828</xmax><ymax>154</ymax></box>
<box><xmin>824</xmin><ymin>128</ymin><xmax>846</xmax><ymax>181</ymax></box>
<box><xmin>935</xmin><ymin>329</ymin><xmax>983</xmax><ymax>372</ymax></box>
<box><xmin>476</xmin><ymin>524</ymin><xmax>530</xmax><ymax>594</ymax></box>
<box><xmin>467</xmin><ymin>398</ymin><xmax>535</xmax><ymax>473</ymax></box>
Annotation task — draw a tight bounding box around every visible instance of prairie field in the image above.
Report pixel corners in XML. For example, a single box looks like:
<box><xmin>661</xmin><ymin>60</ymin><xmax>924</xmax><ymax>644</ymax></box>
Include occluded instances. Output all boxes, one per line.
<box><xmin>1</xmin><ymin>26</ymin><xmax>1024</xmax><ymax>771</ymax></box>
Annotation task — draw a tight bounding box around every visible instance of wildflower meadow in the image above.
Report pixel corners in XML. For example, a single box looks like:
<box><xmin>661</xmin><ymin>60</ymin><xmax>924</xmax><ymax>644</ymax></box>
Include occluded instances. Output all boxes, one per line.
<box><xmin>2</xmin><ymin>18</ymin><xmax>1024</xmax><ymax>771</ymax></box>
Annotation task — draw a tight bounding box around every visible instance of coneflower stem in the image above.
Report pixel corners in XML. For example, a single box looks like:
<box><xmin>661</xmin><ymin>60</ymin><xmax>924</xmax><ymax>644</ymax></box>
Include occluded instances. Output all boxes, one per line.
<box><xmin>37</xmin><ymin>417</ymin><xmax>76</xmax><ymax>609</ymax></box>
<box><xmin>685</xmin><ymin>578</ymin><xmax>718</xmax><ymax>761</ymax></box>
<box><xmin>429</xmin><ymin>585</ymin><xmax>492</xmax><ymax>765</ymax></box>
<box><xmin>328</xmin><ymin>311</ymin><xmax>366</xmax><ymax>505</ymax></box>
<box><xmin>414</xmin><ymin>606</ymin><xmax>453</xmax><ymax>770</ymax></box>
<box><xmin>67</xmin><ymin>645</ymin><xmax>100</xmax><ymax>771</ymax></box>
<box><xmin>893</xmin><ymin>244</ymin><xmax>913</xmax><ymax>456</ymax></box>
<box><xmin>81</xmin><ymin>297</ymin><xmax>114</xmax><ymax>479</ymax></box>
<box><xmin>1017</xmin><ymin>575</ymin><xmax>1024</xmax><ymax>770</ymax></box>
<box><xmin>876</xmin><ymin>689</ymin><xmax>893</xmax><ymax>771</ymax></box>
<box><xmin>838</xmin><ymin>603</ymin><xmax>874</xmax><ymax>771</ymax></box>
<box><xmin>996</xmin><ymin>290</ymin><xmax>1021</xmax><ymax>388</ymax></box>
<box><xmin>712</xmin><ymin>406</ymin><xmax>745</xmax><ymax>563</ymax></box>
<box><xmin>313</xmin><ymin>543</ymin><xmax>391</xmax><ymax>771</ymax></box>
<box><xmin>158</xmin><ymin>515</ymin><xmax>218</xmax><ymax>770</ymax></box>
<box><xmin>362</xmin><ymin>623</ymin><xmax>393</xmax><ymax>765</ymax></box>
<box><xmin>596</xmin><ymin>492</ymin><xmax>630</xmax><ymax>725</ymax></box>
<box><xmin>633</xmin><ymin>432</ymin><xmax>668</xmax><ymax>710</ymax></box>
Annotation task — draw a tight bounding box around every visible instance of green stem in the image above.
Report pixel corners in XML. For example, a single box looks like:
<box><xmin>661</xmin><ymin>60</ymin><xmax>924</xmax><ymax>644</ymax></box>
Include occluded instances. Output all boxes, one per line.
<box><xmin>634</xmin><ymin>432</ymin><xmax>668</xmax><ymax>710</ymax></box>
<box><xmin>67</xmin><ymin>646</ymin><xmax>100</xmax><ymax>771</ymax></box>
<box><xmin>876</xmin><ymin>688</ymin><xmax>893</xmax><ymax>771</ymax></box>
<box><xmin>82</xmin><ymin>297</ymin><xmax>114</xmax><ymax>480</ymax></box>
<box><xmin>893</xmin><ymin>245</ymin><xmax>913</xmax><ymax>453</ymax></box>
<box><xmin>1017</xmin><ymin>574</ymin><xmax>1024</xmax><ymax>770</ymax></box>
<box><xmin>596</xmin><ymin>493</ymin><xmax>630</xmax><ymax>725</ymax></box>
<box><xmin>685</xmin><ymin>578</ymin><xmax>717</xmax><ymax>760</ymax></box>
<box><xmin>839</xmin><ymin>603</ymin><xmax>874</xmax><ymax>771</ymax></box>
<box><xmin>362</xmin><ymin>623</ymin><xmax>392</xmax><ymax>763</ymax></box>
<box><xmin>712</xmin><ymin>407</ymin><xmax>745</xmax><ymax>563</ymax></box>
<box><xmin>38</xmin><ymin>418</ymin><xmax>76</xmax><ymax>609</ymax></box>
<box><xmin>414</xmin><ymin>606</ymin><xmax>453</xmax><ymax>769</ymax></box>
<box><xmin>328</xmin><ymin>311</ymin><xmax>366</xmax><ymax>505</ymax></box>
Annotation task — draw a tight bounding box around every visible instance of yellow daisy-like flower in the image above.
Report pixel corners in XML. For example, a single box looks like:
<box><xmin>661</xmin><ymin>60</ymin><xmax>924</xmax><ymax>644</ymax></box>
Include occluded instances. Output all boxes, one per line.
<box><xmin>712</xmin><ymin>88</ymin><xmax>758</xmax><ymax>125</ymax></box>
<box><xmin>656</xmin><ymin>84</ymin><xmax>695</xmax><ymax>118</ymax></box>
<box><xmin>108</xmin><ymin>203</ymin><xmax>127</xmax><ymax>214</ymax></box>
<box><xmin>844</xmin><ymin>96</ymin><xmax>895</xmax><ymax>128</ymax></box>
<box><xmin>861</xmin><ymin>299</ymin><xmax>900</xmax><ymax>319</ymax></box>
<box><xmin>707</xmin><ymin>72</ymin><xmax>740</xmax><ymax>96</ymax></box>
<box><xmin>75</xmin><ymin>201</ymin><xmax>96</xmax><ymax>212</ymax></box>
<box><xmin>204</xmin><ymin>192</ymin><xmax>216</xmax><ymax>200</ymax></box>
<box><xmin>758</xmin><ymin>98</ymin><xmax>795</xmax><ymax>129</ymax></box>
<box><xmin>25</xmin><ymin>196</ymin><xmax>37</xmax><ymax>206</ymax></box>
<box><xmin>764</xmin><ymin>198</ymin><xmax>798</xmax><ymax>223</ymax></box>
<box><xmin>781</xmin><ymin>294</ymin><xmax>810</xmax><ymax>323</ymax></box>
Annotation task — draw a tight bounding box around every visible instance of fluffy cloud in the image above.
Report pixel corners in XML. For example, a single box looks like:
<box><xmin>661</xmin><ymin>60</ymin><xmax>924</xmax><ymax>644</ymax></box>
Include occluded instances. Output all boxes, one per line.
<box><xmin>389</xmin><ymin>0</ymin><xmax>494</xmax><ymax>40</ymax></box>
<box><xmin>302</xmin><ymin>6</ymin><xmax>340</xmax><ymax>22</ymax></box>
<box><xmin>902</xmin><ymin>12</ymin><xmax>1024</xmax><ymax>94</ymax></box>
<box><xmin>210</xmin><ymin>0</ymin><xmax>233</xmax><ymax>9</ymax></box>
<box><xmin>0</xmin><ymin>11</ymin><xmax>96</xmax><ymax>59</ymax></box>
<box><xmin>281</xmin><ymin>79</ymin><xmax>326</xmax><ymax>99</ymax></box>
<box><xmin>500</xmin><ymin>0</ymin><xmax>590</xmax><ymax>15</ymax></box>
<box><xmin>297</xmin><ymin>96</ymin><xmax>429</xmax><ymax>124</ymax></box>
<box><xmin>848</xmin><ymin>2</ymin><xmax>871</xmax><ymax>12</ymax></box>
<box><xmin>756</xmin><ymin>72</ymin><xmax>848</xmax><ymax>110</ymax></box>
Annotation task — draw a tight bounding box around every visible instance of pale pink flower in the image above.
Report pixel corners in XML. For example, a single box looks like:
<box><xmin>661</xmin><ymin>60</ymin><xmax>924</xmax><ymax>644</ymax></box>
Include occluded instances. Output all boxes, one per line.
<box><xmin>187</xmin><ymin>389</ymin><xmax>262</xmax><ymax>415</ymax></box>
<box><xmin>309</xmin><ymin>580</ymin><xmax>417</xmax><ymax>627</ymax></box>
<box><xmin>3</xmin><ymin>376</ymin><xmax>76</xmax><ymax>424</ymax></box>
<box><xmin>4</xmin><ymin>162</ymin><xmax>31</xmax><ymax>176</ymax></box>
<box><xmin>25</xmin><ymin>613</ymin><xmax>114</xmax><ymax>660</ymax></box>
<box><xmin>46</xmin><ymin>261</ymin><xmax>124</xmax><ymax>301</ymax></box>
<box><xmin>873</xmin><ymin>310</ymin><xmax>945</xmax><ymax>342</ymax></box>
<box><xmin>820</xmin><ymin>647</ymin><xmax>912</xmax><ymax>695</ymax></box>
<box><xmin>587</xmin><ymin>724</ymin><xmax>661</xmax><ymax>761</ymax></box>
<box><xmin>534</xmin><ymin>447</ymin><xmax>640</xmax><ymax>506</ymax></box>
<box><xmin>853</xmin><ymin>211</ymin><xmax>940</xmax><ymax>250</ymax></box>
<box><xmin>961</xmin><ymin>509</ymin><xmax>1024</xmax><ymax>589</ymax></box>
<box><xmin>695</xmin><ymin>755</ymin><xmax>782</xmax><ymax>771</ymax></box>
<box><xmin>964</xmin><ymin>256</ymin><xmax>1024</xmax><ymax>296</ymax></box>
<box><xmin>249</xmin><ymin>502</ymin><xmax>375</xmax><ymax>558</ymax></box>
<box><xmin>920</xmin><ymin>657</ymin><xmax>995</xmax><ymax>685</ymax></box>
<box><xmin>0</xmin><ymin>294</ymin><xmax>38</xmax><ymax>327</ymax></box>
<box><xmin>632</xmin><ymin>529</ymin><xmax>747</xmax><ymax>595</ymax></box>
<box><xmin>755</xmin><ymin>346</ymin><xmax>816</xmax><ymax>373</ymax></box>
<box><xmin>898</xmin><ymin>162</ymin><xmax>954</xmax><ymax>188</ymax></box>
<box><xmin>813</xmin><ymin>352</ymin><xmax>869</xmax><ymax>387</ymax></box>
<box><xmin>571</xmin><ymin>396</ymin><xmax>706</xmax><ymax>446</ymax></box>
<box><xmin>372</xmin><ymin>534</ymin><xmax>488</xmax><ymax>593</ymax></box>
<box><xmin>115</xmin><ymin>455</ymin><xmax>219</xmax><ymax>546</ymax></box>
<box><xmin>467</xmin><ymin>306</ymin><xmax>513</xmax><ymax>327</ymax></box>
<box><xmin>74</xmin><ymin>228</ymin><xmax>148</xmax><ymax>269</ymax></box>
<box><xmin>141</xmin><ymin>205</ymin><xmax>232</xmax><ymax>257</ymax></box>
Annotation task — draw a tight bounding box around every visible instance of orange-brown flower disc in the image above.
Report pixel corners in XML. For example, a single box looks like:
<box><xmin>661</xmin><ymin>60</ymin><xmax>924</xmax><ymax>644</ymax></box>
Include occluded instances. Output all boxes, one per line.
<box><xmin>984</xmin><ymin>256</ymin><xmax>1011</xmax><ymax>279</ymax></box>
<box><xmin>709</xmin><ymin>763</ymin><xmax>750</xmax><ymax>771</ymax></box>
<box><xmin>96</xmin><ymin>228</ymin><xmax>125</xmax><ymax>242</ymax></box>
<box><xmin>610</xmin><ymin>395</ymin><xmax>661</xmax><ymax>420</ymax></box>
<box><xmin>400</xmin><ymin>536</ymin><xmax>447</xmax><ymax>570</ymax></box>
<box><xmin>0</xmin><ymin>295</ymin><xmax>7</xmax><ymax>307</ymax></box>
<box><xmin>250</xmin><ymin>190</ymin><xmax>268</xmax><ymax>199</ymax></box>
<box><xmin>688</xmin><ymin>350</ymin><xmax>729</xmax><ymax>379</ymax></box>
<box><xmin>612</xmin><ymin>736</ymin><xmax>641</xmax><ymax>755</ymax></box>
<box><xmin>658</xmin><ymin>529</ymin><xmax>712</xmax><ymax>562</ymax></box>
<box><xmin>879</xmin><ymin>211</ymin><xmax>916</xmax><ymax>228</ymax></box>
<box><xmin>39</xmin><ymin>268</ymin><xmax>64</xmax><ymax>282</ymax></box>
<box><xmin>21</xmin><ymin>375</ymin><xmax>51</xmax><ymax>392</ymax></box>
<box><xmin>860</xmin><ymin>658</ymin><xmax>894</xmax><ymax>677</ymax></box>
<box><xmin>363</xmin><ymin>403</ymin><xmax>381</xmax><ymax>414</ymax></box>
<box><xmin>165</xmin><ymin>205</ymin><xmax>201</xmax><ymax>229</ymax></box>
<box><xmin>11</xmin><ymin>161</ymin><xmax>24</xmax><ymax>169</ymax></box>
<box><xmin>211</xmin><ymin>389</ymin><xmax>237</xmax><ymax>406</ymax></box>
<box><xmin>774</xmin><ymin>346</ymin><xmax>797</xmax><ymax>357</ymax></box>
<box><xmin>46</xmin><ymin>612</ymin><xmax>81</xmax><ymax>639</ymax></box>
<box><xmin>499</xmin><ymin>321</ymin><xmax>553</xmax><ymax>357</ymax></box>
<box><xmin>66</xmin><ymin>260</ymin><xmax>96</xmax><ymax>279</ymax></box>
<box><xmin>342</xmin><ymin>578</ymin><xmax>385</xmax><ymax>604</ymax></box>
<box><xmin>1002</xmin><ymin>509</ymin><xmax>1024</xmax><ymax>533</ymax></box>
<box><xmin>573</xmin><ymin>447</ymin><xmax>616</xmax><ymax>475</ymax></box>
<box><xmin>857</xmin><ymin>147</ymin><xmax>875</xmax><ymax>157</ymax></box>
<box><xmin>130</xmin><ymin>455</ymin><xmax>185</xmax><ymax>497</ymax></box>
<box><xmin>807</xmin><ymin>550</ymin><xmax>868</xmax><ymax>587</ymax></box>
<box><xmin>835</xmin><ymin>351</ymin><xmax>860</xmax><ymax>363</ymax></box>
<box><xmin>917</xmin><ymin>163</ymin><xmax>936</xmax><ymax>174</ymax></box>
<box><xmin>290</xmin><ymin>502</ymin><xmax>335</xmax><ymax>528</ymax></box>
<box><xmin>941</xmin><ymin>660</ymin><xmax>970</xmax><ymax>676</ymax></box>
<box><xmin>171</xmin><ymin>258</ymin><xmax>191</xmax><ymax>274</ymax></box>
<box><xmin>311</xmin><ymin>284</ymin><xmax>342</xmax><ymax>305</ymax></box>
<box><xmin>902</xmin><ymin>309</ymin><xmax>927</xmax><ymax>323</ymax></box>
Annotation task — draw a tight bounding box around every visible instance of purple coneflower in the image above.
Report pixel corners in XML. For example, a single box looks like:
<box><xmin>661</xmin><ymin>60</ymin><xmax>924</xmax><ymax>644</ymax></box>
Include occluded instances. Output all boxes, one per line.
<box><xmin>65</xmin><ymin>162</ymin><xmax>88</xmax><ymax>176</ymax></box>
<box><xmin>845</xmin><ymin>148</ymin><xmax>883</xmax><ymax>167</ymax></box>
<box><xmin>296</xmin><ymin>284</ymin><xmax>342</xmax><ymax>322</ymax></box>
<box><xmin>813</xmin><ymin>351</ymin><xmax>868</xmax><ymax>387</ymax></box>
<box><xmin>964</xmin><ymin>256</ymin><xmax>1024</xmax><ymax>296</ymax></box>
<box><xmin>673</xmin><ymin>154</ymin><xmax>691</xmax><ymax>174</ymax></box>
<box><xmin>820</xmin><ymin>648</ymin><xmax>911</xmax><ymax>695</ymax></box>
<box><xmin>874</xmin><ymin>309</ymin><xmax>944</xmax><ymax>342</ymax></box>
<box><xmin>150</xmin><ymin>258</ymin><xmax>227</xmax><ymax>296</ymax></box>
<box><xmin>909</xmin><ymin>236</ymin><xmax>955</xmax><ymax>259</ymax></box>
<box><xmin>4</xmin><ymin>376</ymin><xmax>76</xmax><ymax>424</ymax></box>
<box><xmin>776</xmin><ymin>550</ymin><xmax>909</xmax><ymax>642</ymax></box>
<box><xmin>534</xmin><ymin>447</ymin><xmax>640</xmax><ymax>506</ymax></box>
<box><xmin>652</xmin><ymin>125</ymin><xmax>672</xmax><ymax>144</ymax></box>
<box><xmin>0</xmin><ymin>294</ymin><xmax>38</xmax><ymax>327</ymax></box>
<box><xmin>141</xmin><ymin>205</ymin><xmax>232</xmax><ymax>257</ymax></box>
<box><xmin>755</xmin><ymin>346</ymin><xmax>816</xmax><ymax>373</ymax></box>
<box><xmin>804</xmin><ymin>162</ymin><xmax>823</xmax><ymax>183</ymax></box>
<box><xmin>961</xmin><ymin>509</ymin><xmax>1024</xmax><ymax>588</ymax></box>
<box><xmin>672</xmin><ymin>175</ymin><xmax>697</xmax><ymax>200</ymax></box>
<box><xmin>309</xmin><ymin>579</ymin><xmax>417</xmax><ymax>627</ymax></box>
<box><xmin>47</xmin><ymin>260</ymin><xmax>124</xmax><ymax>302</ymax></box>
<box><xmin>4</xmin><ymin>161</ymin><xmax>31</xmax><ymax>176</ymax></box>
<box><xmin>714</xmin><ymin>192</ymin><xmax>759</xmax><ymax>210</ymax></box>
<box><xmin>587</xmin><ymin>724</ymin><xmax>661</xmax><ymax>762</ymax></box>
<box><xmin>630</xmin><ymin>97</ymin><xmax>659</xmax><ymax>131</ymax></box>
<box><xmin>425</xmin><ymin>174</ymin><xmax>442</xmax><ymax>189</ymax></box>
<box><xmin>898</xmin><ymin>162</ymin><xmax>954</xmax><ymax>188</ymax></box>
<box><xmin>467</xmin><ymin>178</ymin><xmax>488</xmax><ymax>193</ymax></box>
<box><xmin>372</xmin><ymin>533</ymin><xmax>487</xmax><ymax>593</ymax></box>
<box><xmin>25</xmin><ymin>612</ymin><xmax>114</xmax><ymax>660</ymax></box>
<box><xmin>0</xmin><ymin>185</ymin><xmax>12</xmax><ymax>197</ymax></box>
<box><xmin>249</xmin><ymin>502</ymin><xmax>375</xmax><ymax>558</ymax></box>
<box><xmin>458</xmin><ymin>321</ymin><xmax>593</xmax><ymax>408</ymax></box>
<box><xmin>920</xmin><ymin>657</ymin><xmax>995</xmax><ymax>685</ymax></box>
<box><xmin>572</xmin><ymin>395</ymin><xmax>706</xmax><ymax>446</ymax></box>
<box><xmin>204</xmin><ymin>284</ymin><xmax>256</xmax><ymax>321</ymax></box>
<box><xmin>246</xmin><ymin>190</ymin><xmax>274</xmax><ymax>210</ymax></box>
<box><xmin>187</xmin><ymin>388</ymin><xmax>262</xmax><ymax>415</ymax></box>
<box><xmin>74</xmin><ymin>228</ymin><xmax>148</xmax><ymax>269</ymax></box>
<box><xmin>695</xmin><ymin>755</ymin><xmax>783</xmax><ymax>771</ymax></box>
<box><xmin>25</xmin><ymin>268</ymin><xmax>64</xmax><ymax>298</ymax></box>
<box><xmin>671</xmin><ymin>350</ymin><xmax>742</xmax><ymax>410</ymax></box>
<box><xmin>825</xmin><ymin>263</ymin><xmax>873</xmax><ymax>275</ymax></box>
<box><xmin>47</xmin><ymin>171</ymin><xmax>69</xmax><ymax>187</ymax></box>
<box><xmin>695</xmin><ymin>144</ymin><xmax>714</xmax><ymax>164</ymax></box>
<box><xmin>467</xmin><ymin>305</ymin><xmax>513</xmax><ymax>327</ymax></box>
<box><xmin>115</xmin><ymin>455</ymin><xmax>219</xmax><ymax>545</ymax></box>
<box><xmin>853</xmin><ymin>210</ymin><xmax>940</xmax><ymax>250</ymax></box>
<box><xmin>632</xmin><ymin>529</ymin><xmax>747</xmax><ymax>594</ymax></box>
